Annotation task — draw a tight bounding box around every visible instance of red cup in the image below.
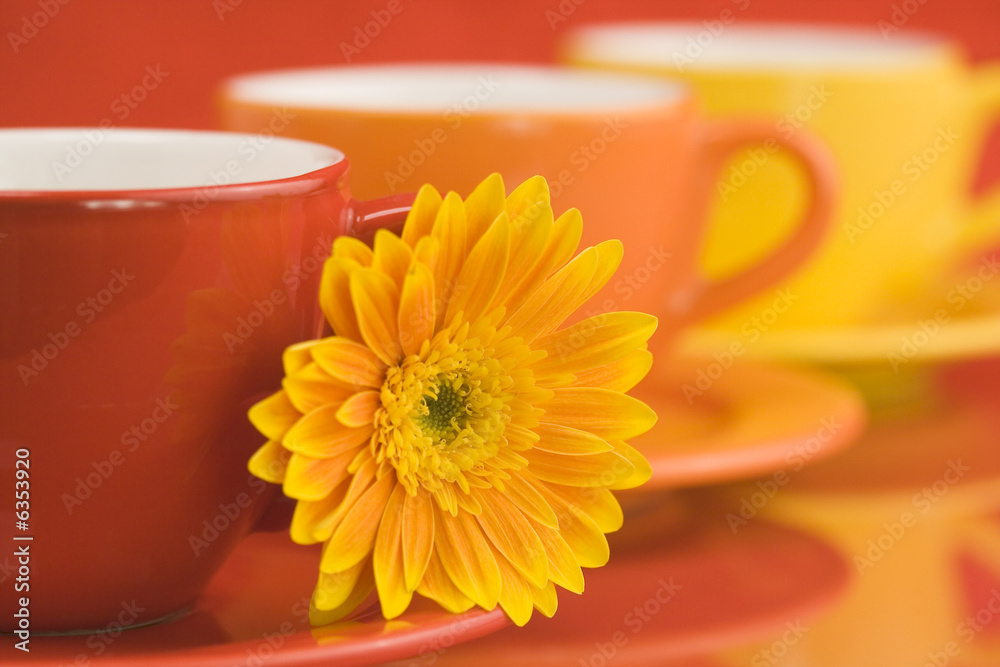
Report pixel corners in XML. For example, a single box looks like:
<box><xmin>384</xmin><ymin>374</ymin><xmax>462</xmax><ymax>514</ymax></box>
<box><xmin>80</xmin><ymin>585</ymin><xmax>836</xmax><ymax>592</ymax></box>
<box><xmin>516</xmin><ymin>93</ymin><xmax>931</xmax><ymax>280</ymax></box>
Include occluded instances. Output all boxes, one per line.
<box><xmin>0</xmin><ymin>128</ymin><xmax>411</xmax><ymax>633</ymax></box>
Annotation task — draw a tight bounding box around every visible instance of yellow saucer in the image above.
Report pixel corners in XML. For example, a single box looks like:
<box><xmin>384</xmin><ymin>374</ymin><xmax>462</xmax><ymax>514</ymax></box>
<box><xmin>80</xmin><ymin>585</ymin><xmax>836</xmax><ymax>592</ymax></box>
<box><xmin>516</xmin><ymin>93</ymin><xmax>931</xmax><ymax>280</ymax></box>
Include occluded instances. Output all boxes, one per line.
<box><xmin>680</xmin><ymin>250</ymin><xmax>1000</xmax><ymax>367</ymax></box>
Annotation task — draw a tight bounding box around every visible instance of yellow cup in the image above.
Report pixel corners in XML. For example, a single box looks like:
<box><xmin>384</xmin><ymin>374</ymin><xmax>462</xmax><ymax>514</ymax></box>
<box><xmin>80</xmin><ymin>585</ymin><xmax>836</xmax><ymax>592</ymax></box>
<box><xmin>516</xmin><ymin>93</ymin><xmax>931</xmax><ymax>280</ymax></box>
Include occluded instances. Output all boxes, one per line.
<box><xmin>563</xmin><ymin>23</ymin><xmax>1000</xmax><ymax>330</ymax></box>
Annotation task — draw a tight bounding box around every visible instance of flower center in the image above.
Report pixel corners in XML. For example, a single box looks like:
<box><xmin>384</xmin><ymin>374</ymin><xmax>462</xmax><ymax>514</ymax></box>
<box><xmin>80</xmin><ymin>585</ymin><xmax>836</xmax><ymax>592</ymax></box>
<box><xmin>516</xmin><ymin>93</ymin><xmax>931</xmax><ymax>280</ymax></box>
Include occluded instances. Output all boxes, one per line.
<box><xmin>373</xmin><ymin>326</ymin><xmax>513</xmax><ymax>498</ymax></box>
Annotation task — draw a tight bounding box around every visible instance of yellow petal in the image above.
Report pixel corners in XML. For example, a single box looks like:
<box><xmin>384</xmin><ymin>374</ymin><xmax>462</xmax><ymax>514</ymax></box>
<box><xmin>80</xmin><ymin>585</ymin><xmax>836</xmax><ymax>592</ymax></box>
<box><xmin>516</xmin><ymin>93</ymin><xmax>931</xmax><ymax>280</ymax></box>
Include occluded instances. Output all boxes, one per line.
<box><xmin>290</xmin><ymin>480</ymin><xmax>348</xmax><ymax>544</ymax></box>
<box><xmin>473</xmin><ymin>488</ymin><xmax>548</xmax><ymax>588</ymax></box>
<box><xmin>335</xmin><ymin>390</ymin><xmax>381</xmax><ymax>428</ymax></box>
<box><xmin>312</xmin><ymin>455</ymin><xmax>376</xmax><ymax>540</ymax></box>
<box><xmin>503</xmin><ymin>471</ymin><xmax>560</xmax><ymax>529</ymax></box>
<box><xmin>310</xmin><ymin>337</ymin><xmax>387</xmax><ymax>389</ymax></box>
<box><xmin>491</xmin><ymin>544</ymin><xmax>534</xmax><ymax>627</ymax></box>
<box><xmin>445</xmin><ymin>213</ymin><xmax>510</xmax><ymax>324</ymax></box>
<box><xmin>312</xmin><ymin>559</ymin><xmax>366</xmax><ymax>610</ymax></box>
<box><xmin>533</xmin><ymin>311</ymin><xmax>657</xmax><ymax>375</ymax></box>
<box><xmin>568</xmin><ymin>349</ymin><xmax>654</xmax><ymax>392</ymax></box>
<box><xmin>532</xmin><ymin>423</ymin><xmax>614</xmax><ymax>456</ymax></box>
<box><xmin>540</xmin><ymin>387</ymin><xmax>657</xmax><ymax>440</ymax></box>
<box><xmin>500</xmin><ymin>207</ymin><xmax>582</xmax><ymax>315</ymax></box>
<box><xmin>434</xmin><ymin>507</ymin><xmax>501</xmax><ymax>610</ymax></box>
<box><xmin>401</xmin><ymin>184</ymin><xmax>443</xmax><ymax>247</ymax></box>
<box><xmin>402</xmin><ymin>490</ymin><xmax>435</xmax><ymax>592</ymax></box>
<box><xmin>372</xmin><ymin>229</ymin><xmax>413</xmax><ymax>289</ymax></box>
<box><xmin>430</xmin><ymin>193</ymin><xmax>467</xmax><ymax>327</ymax></box>
<box><xmin>416</xmin><ymin>552</ymin><xmax>475</xmax><ymax>614</ymax></box>
<box><xmin>248</xmin><ymin>391</ymin><xmax>301</xmax><ymax>442</ymax></box>
<box><xmin>504</xmin><ymin>246</ymin><xmax>598</xmax><ymax>343</ymax></box>
<box><xmin>283</xmin><ymin>403</ymin><xmax>374</xmax><ymax>458</ymax></box>
<box><xmin>350</xmin><ymin>268</ymin><xmax>403</xmax><ymax>365</ymax></box>
<box><xmin>462</xmin><ymin>173</ymin><xmax>506</xmax><ymax>249</ymax></box>
<box><xmin>503</xmin><ymin>422</ymin><xmax>540</xmax><ymax>451</ymax></box>
<box><xmin>531</xmin><ymin>479</ymin><xmax>610</xmax><ymax>568</ymax></box>
<box><xmin>548</xmin><ymin>485</ymin><xmax>624</xmax><ymax>533</ymax></box>
<box><xmin>322</xmin><ymin>472</ymin><xmax>395</xmax><ymax>573</ymax></box>
<box><xmin>530</xmin><ymin>580</ymin><xmax>559</xmax><ymax>618</ymax></box>
<box><xmin>580</xmin><ymin>240</ymin><xmax>624</xmax><ymax>304</ymax></box>
<box><xmin>319</xmin><ymin>257</ymin><xmax>363</xmax><ymax>342</ymax></box>
<box><xmin>248</xmin><ymin>439</ymin><xmax>291</xmax><ymax>484</ymax></box>
<box><xmin>332</xmin><ymin>235</ymin><xmax>373</xmax><ymax>266</ymax></box>
<box><xmin>398</xmin><ymin>262</ymin><xmax>435</xmax><ymax>357</ymax></box>
<box><xmin>524</xmin><ymin>448</ymin><xmax>635</xmax><ymax>488</ymax></box>
<box><xmin>607</xmin><ymin>440</ymin><xmax>653</xmax><ymax>490</ymax></box>
<box><xmin>283</xmin><ymin>340</ymin><xmax>322</xmax><ymax>376</ymax></box>
<box><xmin>282</xmin><ymin>363</ymin><xmax>354</xmax><ymax>414</ymax></box>
<box><xmin>374</xmin><ymin>484</ymin><xmax>413</xmax><ymax>619</ymax></box>
<box><xmin>526</xmin><ymin>517</ymin><xmax>585</xmax><ymax>594</ymax></box>
<box><xmin>283</xmin><ymin>448</ymin><xmax>356</xmax><ymax>502</ymax></box>
<box><xmin>309</xmin><ymin>563</ymin><xmax>374</xmax><ymax>626</ymax></box>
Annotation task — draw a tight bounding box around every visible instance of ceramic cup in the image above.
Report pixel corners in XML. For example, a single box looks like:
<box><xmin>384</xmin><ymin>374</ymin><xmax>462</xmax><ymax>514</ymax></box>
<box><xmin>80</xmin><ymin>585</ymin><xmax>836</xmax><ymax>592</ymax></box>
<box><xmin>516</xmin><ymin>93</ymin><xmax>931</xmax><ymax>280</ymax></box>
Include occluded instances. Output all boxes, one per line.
<box><xmin>218</xmin><ymin>64</ymin><xmax>838</xmax><ymax>347</ymax></box>
<box><xmin>562</xmin><ymin>23</ymin><xmax>1000</xmax><ymax>331</ymax></box>
<box><xmin>0</xmin><ymin>128</ymin><xmax>412</xmax><ymax>633</ymax></box>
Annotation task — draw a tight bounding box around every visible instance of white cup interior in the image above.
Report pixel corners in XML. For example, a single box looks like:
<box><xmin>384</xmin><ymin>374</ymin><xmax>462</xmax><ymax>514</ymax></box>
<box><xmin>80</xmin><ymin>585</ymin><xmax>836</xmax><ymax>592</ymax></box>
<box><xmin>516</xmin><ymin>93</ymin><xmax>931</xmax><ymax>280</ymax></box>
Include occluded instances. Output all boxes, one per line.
<box><xmin>223</xmin><ymin>64</ymin><xmax>687</xmax><ymax>113</ymax></box>
<box><xmin>565</xmin><ymin>23</ymin><xmax>947</xmax><ymax>71</ymax></box>
<box><xmin>0</xmin><ymin>128</ymin><xmax>344</xmax><ymax>192</ymax></box>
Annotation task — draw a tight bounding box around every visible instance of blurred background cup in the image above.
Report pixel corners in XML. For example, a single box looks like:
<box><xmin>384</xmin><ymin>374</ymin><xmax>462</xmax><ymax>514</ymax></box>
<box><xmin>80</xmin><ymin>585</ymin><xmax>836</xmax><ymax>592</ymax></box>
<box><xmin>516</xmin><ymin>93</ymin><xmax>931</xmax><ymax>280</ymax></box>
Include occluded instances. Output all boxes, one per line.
<box><xmin>0</xmin><ymin>128</ymin><xmax>412</xmax><ymax>633</ymax></box>
<box><xmin>561</xmin><ymin>23</ymin><xmax>1000</xmax><ymax>332</ymax></box>
<box><xmin>219</xmin><ymin>63</ymin><xmax>837</xmax><ymax>348</ymax></box>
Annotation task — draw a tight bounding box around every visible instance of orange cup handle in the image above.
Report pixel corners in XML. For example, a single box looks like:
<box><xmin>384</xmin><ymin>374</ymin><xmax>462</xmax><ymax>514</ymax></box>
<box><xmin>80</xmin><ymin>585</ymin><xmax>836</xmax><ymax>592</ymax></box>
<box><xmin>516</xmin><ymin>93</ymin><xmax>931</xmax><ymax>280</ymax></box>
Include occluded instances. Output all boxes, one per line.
<box><xmin>673</xmin><ymin>120</ymin><xmax>839</xmax><ymax>324</ymax></box>
<box><xmin>347</xmin><ymin>192</ymin><xmax>417</xmax><ymax>240</ymax></box>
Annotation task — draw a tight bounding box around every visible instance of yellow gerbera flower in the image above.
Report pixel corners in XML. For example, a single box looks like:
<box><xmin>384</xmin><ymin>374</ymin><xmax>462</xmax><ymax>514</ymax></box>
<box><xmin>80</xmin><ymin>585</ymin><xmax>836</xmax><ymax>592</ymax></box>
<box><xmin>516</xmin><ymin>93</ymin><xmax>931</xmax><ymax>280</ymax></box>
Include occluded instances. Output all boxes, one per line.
<box><xmin>247</xmin><ymin>174</ymin><xmax>657</xmax><ymax>627</ymax></box>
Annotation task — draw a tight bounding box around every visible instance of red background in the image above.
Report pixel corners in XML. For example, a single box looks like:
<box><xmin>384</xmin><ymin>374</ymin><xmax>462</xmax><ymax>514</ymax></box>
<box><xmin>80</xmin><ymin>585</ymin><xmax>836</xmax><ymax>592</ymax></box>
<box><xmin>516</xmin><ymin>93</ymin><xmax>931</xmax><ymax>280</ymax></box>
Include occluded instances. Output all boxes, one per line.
<box><xmin>2</xmin><ymin>0</ymin><xmax>999</xmax><ymax>180</ymax></box>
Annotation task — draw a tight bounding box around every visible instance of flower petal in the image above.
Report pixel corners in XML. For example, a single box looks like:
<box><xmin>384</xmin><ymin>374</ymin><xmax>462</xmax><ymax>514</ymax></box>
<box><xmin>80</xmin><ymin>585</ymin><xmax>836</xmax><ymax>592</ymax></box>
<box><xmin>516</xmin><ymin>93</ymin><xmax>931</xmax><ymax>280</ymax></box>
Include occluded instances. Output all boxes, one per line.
<box><xmin>309</xmin><ymin>563</ymin><xmax>374</xmax><ymax>626</ymax></box>
<box><xmin>283</xmin><ymin>403</ymin><xmax>374</xmax><ymax>458</ymax></box>
<box><xmin>430</xmin><ymin>192</ymin><xmax>468</xmax><ymax>326</ymax></box>
<box><xmin>533</xmin><ymin>423</ymin><xmax>614</xmax><ymax>456</ymax></box>
<box><xmin>283</xmin><ymin>448</ymin><xmax>356</xmax><ymax>502</ymax></box>
<box><xmin>531</xmin><ymin>479</ymin><xmax>610</xmax><ymax>568</ymax></box>
<box><xmin>332</xmin><ymin>235</ymin><xmax>373</xmax><ymax>266</ymax></box>
<box><xmin>533</xmin><ymin>312</ymin><xmax>658</xmax><ymax>375</ymax></box>
<box><xmin>312</xmin><ymin>559</ymin><xmax>366</xmax><ymax>610</ymax></box>
<box><xmin>568</xmin><ymin>349</ymin><xmax>653</xmax><ymax>392</ymax></box>
<box><xmin>372</xmin><ymin>229</ymin><xmax>413</xmax><ymax>289</ymax></box>
<box><xmin>398</xmin><ymin>262</ymin><xmax>435</xmax><ymax>357</ymax></box>
<box><xmin>531</xmin><ymin>580</ymin><xmax>559</xmax><ymax>618</ymax></box>
<box><xmin>526</xmin><ymin>517</ymin><xmax>585</xmax><ymax>594</ymax></box>
<box><xmin>540</xmin><ymin>387</ymin><xmax>657</xmax><ymax>440</ymax></box>
<box><xmin>524</xmin><ymin>448</ymin><xmax>635</xmax><ymax>488</ymax></box>
<box><xmin>335</xmin><ymin>390</ymin><xmax>381</xmax><ymax>428</ymax></box>
<box><xmin>504</xmin><ymin>246</ymin><xmax>598</xmax><ymax>343</ymax></box>
<box><xmin>416</xmin><ymin>552</ymin><xmax>475</xmax><ymax>614</ymax></box>
<box><xmin>248</xmin><ymin>391</ymin><xmax>301</xmax><ymax>442</ymax></box>
<box><xmin>473</xmin><ymin>488</ymin><xmax>548</xmax><ymax>589</ymax></box>
<box><xmin>462</xmin><ymin>172</ymin><xmax>506</xmax><ymax>249</ymax></box>
<box><xmin>401</xmin><ymin>184</ymin><xmax>443</xmax><ymax>247</ymax></box>
<box><xmin>283</xmin><ymin>340</ymin><xmax>322</xmax><ymax>376</ymax></box>
<box><xmin>282</xmin><ymin>363</ymin><xmax>354</xmax><ymax>414</ymax></box>
<box><xmin>499</xmin><ymin>207</ymin><xmax>582</xmax><ymax>315</ymax></box>
<box><xmin>445</xmin><ymin>213</ymin><xmax>510</xmax><ymax>325</ymax></box>
<box><xmin>290</xmin><ymin>480</ymin><xmax>349</xmax><ymax>544</ymax></box>
<box><xmin>548</xmin><ymin>485</ymin><xmax>624</xmax><ymax>533</ymax></box>
<box><xmin>491</xmin><ymin>544</ymin><xmax>534</xmax><ymax>627</ymax></box>
<box><xmin>434</xmin><ymin>507</ymin><xmax>502</xmax><ymax>610</ymax></box>
<box><xmin>310</xmin><ymin>337</ymin><xmax>387</xmax><ymax>389</ymax></box>
<box><xmin>503</xmin><ymin>471</ymin><xmax>560</xmax><ymax>530</ymax></box>
<box><xmin>350</xmin><ymin>268</ymin><xmax>403</xmax><ymax>365</ymax></box>
<box><xmin>248</xmin><ymin>439</ymin><xmax>291</xmax><ymax>484</ymax></box>
<box><xmin>322</xmin><ymin>471</ymin><xmax>396</xmax><ymax>573</ymax></box>
<box><xmin>607</xmin><ymin>440</ymin><xmax>653</xmax><ymax>490</ymax></box>
<box><xmin>319</xmin><ymin>257</ymin><xmax>363</xmax><ymax>342</ymax></box>
<box><xmin>374</xmin><ymin>484</ymin><xmax>413</xmax><ymax>619</ymax></box>
<box><xmin>402</xmin><ymin>489</ymin><xmax>435</xmax><ymax>592</ymax></box>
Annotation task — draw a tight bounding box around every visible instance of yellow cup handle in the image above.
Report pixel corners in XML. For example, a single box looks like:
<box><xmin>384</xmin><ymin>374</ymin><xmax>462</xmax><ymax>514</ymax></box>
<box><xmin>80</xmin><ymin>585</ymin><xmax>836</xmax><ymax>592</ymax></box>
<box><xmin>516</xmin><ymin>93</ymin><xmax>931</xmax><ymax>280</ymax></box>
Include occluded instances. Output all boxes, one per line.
<box><xmin>960</xmin><ymin>64</ymin><xmax>1000</xmax><ymax>254</ymax></box>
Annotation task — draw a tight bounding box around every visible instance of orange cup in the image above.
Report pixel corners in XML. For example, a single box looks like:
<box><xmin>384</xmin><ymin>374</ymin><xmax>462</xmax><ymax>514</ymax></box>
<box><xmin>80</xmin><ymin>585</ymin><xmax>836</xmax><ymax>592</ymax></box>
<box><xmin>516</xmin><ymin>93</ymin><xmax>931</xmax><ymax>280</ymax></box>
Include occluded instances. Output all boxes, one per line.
<box><xmin>0</xmin><ymin>128</ymin><xmax>412</xmax><ymax>633</ymax></box>
<box><xmin>219</xmin><ymin>64</ymin><xmax>838</xmax><ymax>345</ymax></box>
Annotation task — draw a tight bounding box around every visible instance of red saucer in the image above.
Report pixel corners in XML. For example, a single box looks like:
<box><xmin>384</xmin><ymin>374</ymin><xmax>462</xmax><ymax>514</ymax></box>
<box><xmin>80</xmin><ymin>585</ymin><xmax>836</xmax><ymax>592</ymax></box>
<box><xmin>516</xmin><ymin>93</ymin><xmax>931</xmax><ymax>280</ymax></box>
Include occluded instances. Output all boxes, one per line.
<box><xmin>383</xmin><ymin>499</ymin><xmax>850</xmax><ymax>666</ymax></box>
<box><xmin>2</xmin><ymin>531</ymin><xmax>507</xmax><ymax>666</ymax></box>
